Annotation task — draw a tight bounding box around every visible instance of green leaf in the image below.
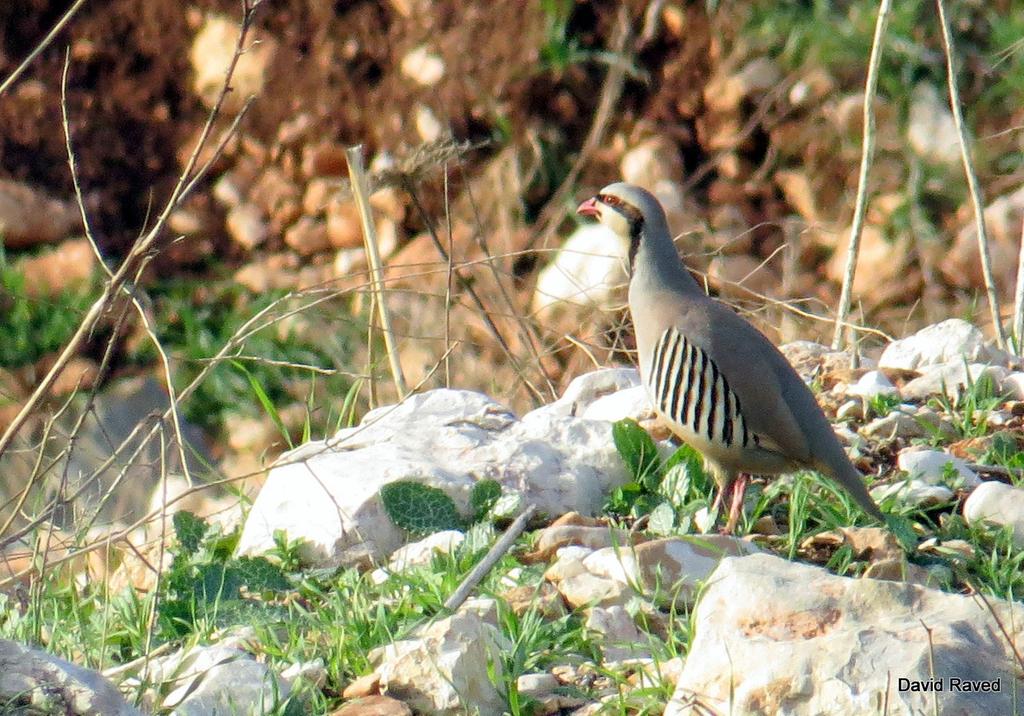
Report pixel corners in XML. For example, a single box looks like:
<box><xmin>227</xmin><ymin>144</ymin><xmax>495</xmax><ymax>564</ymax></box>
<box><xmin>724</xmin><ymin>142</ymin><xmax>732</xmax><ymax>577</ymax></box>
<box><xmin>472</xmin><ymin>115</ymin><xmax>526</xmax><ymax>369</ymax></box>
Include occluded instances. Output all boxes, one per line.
<box><xmin>173</xmin><ymin>511</ymin><xmax>208</xmax><ymax>556</ymax></box>
<box><xmin>379</xmin><ymin>480</ymin><xmax>464</xmax><ymax>535</ymax></box>
<box><xmin>470</xmin><ymin>479</ymin><xmax>502</xmax><ymax>522</ymax></box>
<box><xmin>232</xmin><ymin>359</ymin><xmax>292</xmax><ymax>449</ymax></box>
<box><xmin>233</xmin><ymin>556</ymin><xmax>291</xmax><ymax>592</ymax></box>
<box><xmin>612</xmin><ymin>419</ymin><xmax>662</xmax><ymax>490</ymax></box>
<box><xmin>648</xmin><ymin>501</ymin><xmax>676</xmax><ymax>535</ymax></box>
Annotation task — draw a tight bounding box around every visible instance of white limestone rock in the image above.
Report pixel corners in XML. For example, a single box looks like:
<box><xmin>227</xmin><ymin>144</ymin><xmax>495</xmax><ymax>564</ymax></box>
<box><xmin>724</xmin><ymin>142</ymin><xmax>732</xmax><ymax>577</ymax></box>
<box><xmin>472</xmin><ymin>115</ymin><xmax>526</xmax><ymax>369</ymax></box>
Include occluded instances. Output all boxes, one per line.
<box><xmin>585</xmin><ymin>605</ymin><xmax>649</xmax><ymax>662</ymax></box>
<box><xmin>901</xmin><ymin>362</ymin><xmax>1007</xmax><ymax>401</ymax></box>
<box><xmin>843</xmin><ymin>370</ymin><xmax>898</xmax><ymax>399</ymax></box>
<box><xmin>144</xmin><ymin>643</ymin><xmax>289</xmax><ymax>716</ymax></box>
<box><xmin>568</xmin><ymin>535</ymin><xmax>760</xmax><ymax>608</ymax></box>
<box><xmin>0</xmin><ymin>639</ymin><xmax>141</xmax><ymax>716</ymax></box>
<box><xmin>871</xmin><ymin>479</ymin><xmax>954</xmax><ymax>508</ymax></box>
<box><xmin>878</xmin><ymin>319</ymin><xmax>995</xmax><ymax>371</ymax></box>
<box><xmin>537</xmin><ymin>368</ymin><xmax>641</xmax><ymax>419</ymax></box>
<box><xmin>1001</xmin><ymin>371</ymin><xmax>1024</xmax><ymax>400</ymax></box>
<box><xmin>963</xmin><ymin>481</ymin><xmax>1024</xmax><ymax>547</ymax></box>
<box><xmin>371</xmin><ymin>611</ymin><xmax>508</xmax><ymax>715</ymax></box>
<box><xmin>897</xmin><ymin>447</ymin><xmax>981</xmax><ymax>489</ymax></box>
<box><xmin>666</xmin><ymin>553</ymin><xmax>1021</xmax><ymax>715</ymax></box>
<box><xmin>532</xmin><ymin>224</ymin><xmax>628</xmax><ymax>318</ymax></box>
<box><xmin>906</xmin><ymin>82</ymin><xmax>960</xmax><ymax>166</ymax></box>
<box><xmin>190</xmin><ymin>14</ymin><xmax>275</xmax><ymax>112</ymax></box>
<box><xmin>238</xmin><ymin>387</ymin><xmax>631</xmax><ymax>567</ymax></box>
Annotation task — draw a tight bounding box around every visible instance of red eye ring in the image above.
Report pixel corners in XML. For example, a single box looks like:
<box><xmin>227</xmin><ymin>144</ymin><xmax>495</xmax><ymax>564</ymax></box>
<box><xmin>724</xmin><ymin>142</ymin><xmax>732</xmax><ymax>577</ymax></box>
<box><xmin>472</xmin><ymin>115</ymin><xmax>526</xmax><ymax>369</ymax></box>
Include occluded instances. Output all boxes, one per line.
<box><xmin>599</xmin><ymin>194</ymin><xmax>621</xmax><ymax>207</ymax></box>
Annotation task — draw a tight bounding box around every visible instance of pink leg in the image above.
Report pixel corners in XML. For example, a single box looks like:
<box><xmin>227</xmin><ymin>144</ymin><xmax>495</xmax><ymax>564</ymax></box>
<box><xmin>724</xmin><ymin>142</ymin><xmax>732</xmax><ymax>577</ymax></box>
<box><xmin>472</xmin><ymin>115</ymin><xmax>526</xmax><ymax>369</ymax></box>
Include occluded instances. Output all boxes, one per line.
<box><xmin>721</xmin><ymin>475</ymin><xmax>749</xmax><ymax>535</ymax></box>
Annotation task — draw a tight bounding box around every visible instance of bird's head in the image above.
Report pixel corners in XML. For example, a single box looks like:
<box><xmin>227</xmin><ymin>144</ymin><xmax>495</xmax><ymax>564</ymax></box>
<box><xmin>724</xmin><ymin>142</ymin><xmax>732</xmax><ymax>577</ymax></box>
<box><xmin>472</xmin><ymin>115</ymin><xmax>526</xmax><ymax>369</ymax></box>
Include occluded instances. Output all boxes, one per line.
<box><xmin>576</xmin><ymin>182</ymin><xmax>670</xmax><ymax>273</ymax></box>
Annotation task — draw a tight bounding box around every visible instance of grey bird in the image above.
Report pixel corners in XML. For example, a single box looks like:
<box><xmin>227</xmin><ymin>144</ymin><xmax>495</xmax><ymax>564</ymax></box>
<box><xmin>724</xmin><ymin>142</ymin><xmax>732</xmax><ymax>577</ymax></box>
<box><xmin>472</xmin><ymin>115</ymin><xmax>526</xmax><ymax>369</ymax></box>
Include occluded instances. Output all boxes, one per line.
<box><xmin>577</xmin><ymin>182</ymin><xmax>886</xmax><ymax>533</ymax></box>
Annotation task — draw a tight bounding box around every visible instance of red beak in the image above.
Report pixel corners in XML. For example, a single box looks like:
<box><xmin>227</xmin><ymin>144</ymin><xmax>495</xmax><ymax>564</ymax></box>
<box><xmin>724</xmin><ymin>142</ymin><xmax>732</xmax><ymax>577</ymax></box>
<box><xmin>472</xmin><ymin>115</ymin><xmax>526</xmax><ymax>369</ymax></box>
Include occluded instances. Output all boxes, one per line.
<box><xmin>576</xmin><ymin>197</ymin><xmax>600</xmax><ymax>217</ymax></box>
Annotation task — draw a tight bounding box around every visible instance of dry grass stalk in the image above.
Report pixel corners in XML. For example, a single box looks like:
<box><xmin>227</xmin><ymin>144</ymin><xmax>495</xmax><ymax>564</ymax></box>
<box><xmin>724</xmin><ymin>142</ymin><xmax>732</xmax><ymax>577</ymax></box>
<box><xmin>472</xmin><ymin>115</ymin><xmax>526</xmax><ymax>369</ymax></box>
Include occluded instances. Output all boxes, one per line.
<box><xmin>935</xmin><ymin>0</ymin><xmax>1007</xmax><ymax>350</ymax></box>
<box><xmin>346</xmin><ymin>144</ymin><xmax>408</xmax><ymax>399</ymax></box>
<box><xmin>832</xmin><ymin>0</ymin><xmax>891</xmax><ymax>351</ymax></box>
<box><xmin>1013</xmin><ymin>217</ymin><xmax>1024</xmax><ymax>354</ymax></box>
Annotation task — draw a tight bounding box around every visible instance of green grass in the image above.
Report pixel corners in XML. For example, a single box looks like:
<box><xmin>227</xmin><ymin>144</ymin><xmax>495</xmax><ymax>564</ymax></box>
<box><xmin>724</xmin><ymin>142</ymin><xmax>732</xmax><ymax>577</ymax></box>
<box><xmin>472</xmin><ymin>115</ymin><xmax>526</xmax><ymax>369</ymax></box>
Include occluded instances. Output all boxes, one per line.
<box><xmin>131</xmin><ymin>279</ymin><xmax>362</xmax><ymax>440</ymax></box>
<box><xmin>0</xmin><ymin>246</ymin><xmax>96</xmax><ymax>369</ymax></box>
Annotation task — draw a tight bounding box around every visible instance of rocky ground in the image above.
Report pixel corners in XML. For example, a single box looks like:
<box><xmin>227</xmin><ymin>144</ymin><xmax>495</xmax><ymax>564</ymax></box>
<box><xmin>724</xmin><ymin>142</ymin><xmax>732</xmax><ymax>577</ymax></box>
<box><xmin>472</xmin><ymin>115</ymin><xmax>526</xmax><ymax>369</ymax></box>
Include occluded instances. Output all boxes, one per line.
<box><xmin>5</xmin><ymin>318</ymin><xmax>1024</xmax><ymax>714</ymax></box>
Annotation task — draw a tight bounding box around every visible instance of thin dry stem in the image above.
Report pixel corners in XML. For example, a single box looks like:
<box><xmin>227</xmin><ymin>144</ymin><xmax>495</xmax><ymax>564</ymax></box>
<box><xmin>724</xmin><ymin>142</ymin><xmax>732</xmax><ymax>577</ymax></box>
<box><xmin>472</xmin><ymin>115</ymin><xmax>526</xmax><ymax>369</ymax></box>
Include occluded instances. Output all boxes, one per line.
<box><xmin>347</xmin><ymin>145</ymin><xmax>408</xmax><ymax>399</ymax></box>
<box><xmin>832</xmin><ymin>0</ymin><xmax>891</xmax><ymax>350</ymax></box>
<box><xmin>935</xmin><ymin>0</ymin><xmax>1007</xmax><ymax>349</ymax></box>
<box><xmin>1013</xmin><ymin>216</ymin><xmax>1024</xmax><ymax>354</ymax></box>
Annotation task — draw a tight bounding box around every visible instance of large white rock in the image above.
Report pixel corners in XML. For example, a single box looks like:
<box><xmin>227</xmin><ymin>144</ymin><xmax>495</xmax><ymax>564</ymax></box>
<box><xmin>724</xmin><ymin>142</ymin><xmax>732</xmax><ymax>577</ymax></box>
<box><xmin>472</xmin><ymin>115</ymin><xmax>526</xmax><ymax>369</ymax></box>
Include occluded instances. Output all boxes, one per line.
<box><xmin>878</xmin><ymin>319</ymin><xmax>994</xmax><ymax>371</ymax></box>
<box><xmin>144</xmin><ymin>643</ymin><xmax>290</xmax><ymax>715</ymax></box>
<box><xmin>666</xmin><ymin>553</ymin><xmax>1020</xmax><ymax>715</ymax></box>
<box><xmin>963</xmin><ymin>481</ymin><xmax>1024</xmax><ymax>547</ymax></box>
<box><xmin>901</xmin><ymin>362</ymin><xmax>1007</xmax><ymax>401</ymax></box>
<box><xmin>237</xmin><ymin>387</ymin><xmax>631</xmax><ymax>567</ymax></box>
<box><xmin>532</xmin><ymin>224</ymin><xmax>628</xmax><ymax>317</ymax></box>
<box><xmin>372</xmin><ymin>611</ymin><xmax>508</xmax><ymax>715</ymax></box>
<box><xmin>537</xmin><ymin>368</ymin><xmax>641</xmax><ymax>419</ymax></box>
<box><xmin>551</xmin><ymin>535</ymin><xmax>760</xmax><ymax>609</ymax></box>
<box><xmin>0</xmin><ymin>639</ymin><xmax>141</xmax><ymax>715</ymax></box>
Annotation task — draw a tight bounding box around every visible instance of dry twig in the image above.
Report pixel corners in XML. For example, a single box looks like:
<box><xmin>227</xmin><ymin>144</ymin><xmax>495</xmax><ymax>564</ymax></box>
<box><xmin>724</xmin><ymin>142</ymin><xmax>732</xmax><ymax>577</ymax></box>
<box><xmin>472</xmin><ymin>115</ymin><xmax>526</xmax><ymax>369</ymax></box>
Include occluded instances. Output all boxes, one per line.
<box><xmin>935</xmin><ymin>0</ymin><xmax>1007</xmax><ymax>350</ymax></box>
<box><xmin>832</xmin><ymin>0</ymin><xmax>891</xmax><ymax>350</ymax></box>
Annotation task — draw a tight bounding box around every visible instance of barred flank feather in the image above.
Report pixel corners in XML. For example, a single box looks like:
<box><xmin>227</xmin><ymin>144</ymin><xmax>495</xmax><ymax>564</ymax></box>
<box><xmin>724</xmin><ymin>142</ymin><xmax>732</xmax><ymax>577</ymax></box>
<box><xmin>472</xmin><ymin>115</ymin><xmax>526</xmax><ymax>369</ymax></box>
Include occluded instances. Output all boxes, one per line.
<box><xmin>648</xmin><ymin>327</ymin><xmax>751</xmax><ymax>449</ymax></box>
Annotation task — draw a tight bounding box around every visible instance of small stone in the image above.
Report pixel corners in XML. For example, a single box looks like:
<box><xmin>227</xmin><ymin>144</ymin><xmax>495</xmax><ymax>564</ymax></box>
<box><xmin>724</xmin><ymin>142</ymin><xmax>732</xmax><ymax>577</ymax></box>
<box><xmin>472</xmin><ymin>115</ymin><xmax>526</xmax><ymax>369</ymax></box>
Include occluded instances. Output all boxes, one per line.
<box><xmin>341</xmin><ymin>672</ymin><xmax>381</xmax><ymax>699</ymax></box>
<box><xmin>585</xmin><ymin>605</ymin><xmax>648</xmax><ymax>662</ymax></box>
<box><xmin>703</xmin><ymin>56</ymin><xmax>781</xmax><ymax>114</ymax></box>
<box><xmin>907</xmin><ymin>82</ymin><xmax>960</xmax><ymax>166</ymax></box>
<box><xmin>0</xmin><ymin>179</ymin><xmax>80</xmax><ymax>248</ymax></box>
<box><xmin>332</xmin><ymin>694</ymin><xmax>411</xmax><ymax>716</ymax></box>
<box><xmin>387</xmin><ymin>530</ymin><xmax>464</xmax><ymax>571</ymax></box>
<box><xmin>302</xmin><ymin>141</ymin><xmax>348</xmax><ymax>178</ymax></box>
<box><xmin>963</xmin><ymin>481</ymin><xmax>1024</xmax><ymax>547</ymax></box>
<box><xmin>860</xmin><ymin>411</ymin><xmax>927</xmax><ymax>440</ymax></box>
<box><xmin>897</xmin><ymin>447</ymin><xmax>981</xmax><ymax>489</ymax></box>
<box><xmin>16</xmin><ymin>238</ymin><xmax>96</xmax><ymax>298</ymax></box>
<box><xmin>533</xmin><ymin>525</ymin><xmax>640</xmax><ymax>561</ymax></box>
<box><xmin>414</xmin><ymin>104</ymin><xmax>443</xmax><ymax>143</ymax></box>
<box><xmin>190</xmin><ymin>14</ymin><xmax>276</xmax><ymax>111</ymax></box>
<box><xmin>46</xmin><ymin>356</ymin><xmax>100</xmax><ymax>396</ymax></box>
<box><xmin>844</xmin><ymin>370</ymin><xmax>898</xmax><ymax>399</ymax></box>
<box><xmin>1001</xmin><ymin>372</ymin><xmax>1024</xmax><ymax>400</ymax></box>
<box><xmin>327</xmin><ymin>198</ymin><xmax>364</xmax><ymax>249</ymax></box>
<box><xmin>400</xmin><ymin>45</ymin><xmax>445</xmax><ymax>86</ymax></box>
<box><xmin>836</xmin><ymin>399</ymin><xmax>865</xmax><ymax>422</ymax></box>
<box><xmin>620</xmin><ymin>136</ymin><xmax>685</xmax><ymax>189</ymax></box>
<box><xmin>555</xmin><ymin>572</ymin><xmax>631</xmax><ymax>609</ymax></box>
<box><xmin>516</xmin><ymin>672</ymin><xmax>560</xmax><ymax>697</ymax></box>
<box><xmin>871</xmin><ymin>479</ymin><xmax>954</xmax><ymax>508</ymax></box>
<box><xmin>213</xmin><ymin>173</ymin><xmax>245</xmax><ymax>208</ymax></box>
<box><xmin>303</xmin><ymin>178</ymin><xmax>337</xmax><ymax>215</ymax></box>
<box><xmin>284</xmin><ymin>217</ymin><xmax>330</xmax><ymax>255</ymax></box>
<box><xmin>225</xmin><ymin>203</ymin><xmax>268</xmax><ymax>250</ymax></box>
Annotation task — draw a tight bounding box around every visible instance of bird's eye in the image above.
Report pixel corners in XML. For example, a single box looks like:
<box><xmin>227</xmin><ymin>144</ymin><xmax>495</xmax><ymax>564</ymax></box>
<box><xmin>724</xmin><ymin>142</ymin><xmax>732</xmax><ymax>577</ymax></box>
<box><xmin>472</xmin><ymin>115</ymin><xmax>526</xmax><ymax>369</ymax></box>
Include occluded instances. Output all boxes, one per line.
<box><xmin>600</xmin><ymin>194</ymin><xmax>620</xmax><ymax>207</ymax></box>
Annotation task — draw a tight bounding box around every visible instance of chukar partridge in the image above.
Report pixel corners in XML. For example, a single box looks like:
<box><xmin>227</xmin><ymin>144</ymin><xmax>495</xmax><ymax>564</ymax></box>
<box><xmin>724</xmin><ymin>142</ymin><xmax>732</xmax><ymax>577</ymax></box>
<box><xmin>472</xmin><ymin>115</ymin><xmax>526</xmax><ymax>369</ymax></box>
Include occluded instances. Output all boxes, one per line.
<box><xmin>577</xmin><ymin>182</ymin><xmax>886</xmax><ymax>533</ymax></box>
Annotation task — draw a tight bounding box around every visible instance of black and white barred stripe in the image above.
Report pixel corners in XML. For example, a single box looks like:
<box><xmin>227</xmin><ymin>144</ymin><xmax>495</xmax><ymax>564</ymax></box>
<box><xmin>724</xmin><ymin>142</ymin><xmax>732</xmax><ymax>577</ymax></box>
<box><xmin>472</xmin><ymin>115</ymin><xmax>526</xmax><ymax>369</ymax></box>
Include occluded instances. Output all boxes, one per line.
<box><xmin>648</xmin><ymin>327</ymin><xmax>756</xmax><ymax>449</ymax></box>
